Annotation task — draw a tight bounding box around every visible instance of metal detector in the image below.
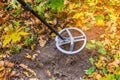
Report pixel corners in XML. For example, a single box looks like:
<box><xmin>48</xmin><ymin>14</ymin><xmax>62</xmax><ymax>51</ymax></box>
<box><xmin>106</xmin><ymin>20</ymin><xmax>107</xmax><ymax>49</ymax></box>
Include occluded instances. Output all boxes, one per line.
<box><xmin>17</xmin><ymin>0</ymin><xmax>87</xmax><ymax>54</ymax></box>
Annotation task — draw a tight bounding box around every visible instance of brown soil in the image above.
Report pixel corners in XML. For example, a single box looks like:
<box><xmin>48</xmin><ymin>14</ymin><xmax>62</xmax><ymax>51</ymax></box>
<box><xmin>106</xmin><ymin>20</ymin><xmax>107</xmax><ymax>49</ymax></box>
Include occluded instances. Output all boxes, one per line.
<box><xmin>8</xmin><ymin>27</ymin><xmax>104</xmax><ymax>80</ymax></box>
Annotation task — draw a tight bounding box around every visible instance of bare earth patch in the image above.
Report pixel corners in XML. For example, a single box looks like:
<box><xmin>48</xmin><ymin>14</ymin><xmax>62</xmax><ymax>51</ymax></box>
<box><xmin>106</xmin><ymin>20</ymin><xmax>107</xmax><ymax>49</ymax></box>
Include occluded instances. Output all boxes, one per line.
<box><xmin>8</xmin><ymin>27</ymin><xmax>104</xmax><ymax>80</ymax></box>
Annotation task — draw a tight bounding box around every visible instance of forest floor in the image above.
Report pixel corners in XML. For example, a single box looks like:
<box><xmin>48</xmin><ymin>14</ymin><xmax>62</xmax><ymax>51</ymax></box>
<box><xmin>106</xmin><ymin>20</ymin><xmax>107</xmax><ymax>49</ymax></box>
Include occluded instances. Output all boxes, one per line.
<box><xmin>7</xmin><ymin>27</ymin><xmax>104</xmax><ymax>80</ymax></box>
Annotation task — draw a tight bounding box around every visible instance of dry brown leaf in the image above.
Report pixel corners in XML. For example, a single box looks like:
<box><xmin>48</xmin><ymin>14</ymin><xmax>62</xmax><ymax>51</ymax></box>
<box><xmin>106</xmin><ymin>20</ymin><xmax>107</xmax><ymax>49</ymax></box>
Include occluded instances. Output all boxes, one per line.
<box><xmin>0</xmin><ymin>14</ymin><xmax>10</xmax><ymax>24</ymax></box>
<box><xmin>27</xmin><ymin>68</ymin><xmax>36</xmax><ymax>76</ymax></box>
<box><xmin>32</xmin><ymin>54</ymin><xmax>38</xmax><ymax>60</ymax></box>
<box><xmin>31</xmin><ymin>44</ymin><xmax>36</xmax><ymax>51</ymax></box>
<box><xmin>0</xmin><ymin>77</ymin><xmax>4</xmax><ymax>80</ymax></box>
<box><xmin>25</xmin><ymin>53</ymin><xmax>38</xmax><ymax>60</ymax></box>
<box><xmin>0</xmin><ymin>61</ymin><xmax>4</xmax><ymax>67</ymax></box>
<box><xmin>108</xmin><ymin>59</ymin><xmax>120</xmax><ymax>67</ymax></box>
<box><xmin>38</xmin><ymin>35</ymin><xmax>47</xmax><ymax>47</ymax></box>
<box><xmin>25</xmin><ymin>0</ymin><xmax>33</xmax><ymax>3</ymax></box>
<box><xmin>0</xmin><ymin>54</ymin><xmax>8</xmax><ymax>59</ymax></box>
<box><xmin>0</xmin><ymin>71</ymin><xmax>4</xmax><ymax>78</ymax></box>
<box><xmin>46</xmin><ymin>70</ymin><xmax>51</xmax><ymax>77</ymax></box>
<box><xmin>23</xmin><ymin>71</ymin><xmax>31</xmax><ymax>77</ymax></box>
<box><xmin>96</xmin><ymin>74</ymin><xmax>102</xmax><ymax>80</ymax></box>
<box><xmin>20</xmin><ymin>64</ymin><xmax>28</xmax><ymax>69</ymax></box>
<box><xmin>0</xmin><ymin>2</ymin><xmax>6</xmax><ymax>7</ymax></box>
<box><xmin>0</xmin><ymin>10</ymin><xmax>15</xmax><ymax>24</ymax></box>
<box><xmin>29</xmin><ymin>78</ymin><xmax>38</xmax><ymax>80</ymax></box>
<box><xmin>10</xmin><ymin>71</ymin><xmax>18</xmax><ymax>77</ymax></box>
<box><xmin>25</xmin><ymin>53</ymin><xmax>32</xmax><ymax>59</ymax></box>
<box><xmin>31</xmin><ymin>15</ymin><xmax>40</xmax><ymax>26</ymax></box>
<box><xmin>36</xmin><ymin>50</ymin><xmax>40</xmax><ymax>53</ymax></box>
<box><xmin>0</xmin><ymin>67</ymin><xmax>5</xmax><ymax>71</ymax></box>
<box><xmin>5</xmin><ymin>61</ymin><xmax>14</xmax><ymax>67</ymax></box>
<box><xmin>20</xmin><ymin>64</ymin><xmax>36</xmax><ymax>76</ymax></box>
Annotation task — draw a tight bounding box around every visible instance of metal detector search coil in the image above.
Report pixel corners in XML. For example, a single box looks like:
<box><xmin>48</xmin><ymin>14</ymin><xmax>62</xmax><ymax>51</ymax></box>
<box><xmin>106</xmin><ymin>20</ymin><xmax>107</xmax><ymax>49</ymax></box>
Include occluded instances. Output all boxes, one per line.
<box><xmin>17</xmin><ymin>0</ymin><xmax>87</xmax><ymax>54</ymax></box>
<box><xmin>55</xmin><ymin>27</ymin><xmax>87</xmax><ymax>54</ymax></box>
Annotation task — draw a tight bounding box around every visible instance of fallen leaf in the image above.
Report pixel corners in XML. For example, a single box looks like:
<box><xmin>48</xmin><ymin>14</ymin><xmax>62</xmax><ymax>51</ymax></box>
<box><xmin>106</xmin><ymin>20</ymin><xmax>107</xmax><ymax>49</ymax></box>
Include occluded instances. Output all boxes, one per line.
<box><xmin>5</xmin><ymin>61</ymin><xmax>14</xmax><ymax>67</ymax></box>
<box><xmin>46</xmin><ymin>70</ymin><xmax>51</xmax><ymax>77</ymax></box>
<box><xmin>0</xmin><ymin>14</ymin><xmax>10</xmax><ymax>24</ymax></box>
<box><xmin>0</xmin><ymin>67</ymin><xmax>5</xmax><ymax>71</ymax></box>
<box><xmin>29</xmin><ymin>78</ymin><xmax>38</xmax><ymax>80</ymax></box>
<box><xmin>32</xmin><ymin>54</ymin><xmax>38</xmax><ymax>60</ymax></box>
<box><xmin>10</xmin><ymin>71</ymin><xmax>18</xmax><ymax>77</ymax></box>
<box><xmin>20</xmin><ymin>64</ymin><xmax>28</xmax><ymax>69</ymax></box>
<box><xmin>73</xmin><ymin>13</ymin><xmax>84</xmax><ymax>19</ymax></box>
<box><xmin>96</xmin><ymin>74</ymin><xmax>102</xmax><ymax>80</ymax></box>
<box><xmin>0</xmin><ymin>2</ymin><xmax>6</xmax><ymax>7</ymax></box>
<box><xmin>0</xmin><ymin>61</ymin><xmax>4</xmax><ymax>67</ymax></box>
<box><xmin>36</xmin><ymin>50</ymin><xmax>40</xmax><ymax>53</ymax></box>
<box><xmin>31</xmin><ymin>44</ymin><xmax>36</xmax><ymax>51</ymax></box>
<box><xmin>27</xmin><ymin>68</ymin><xmax>36</xmax><ymax>76</ymax></box>
<box><xmin>23</xmin><ymin>71</ymin><xmax>31</xmax><ymax>77</ymax></box>
<box><xmin>25</xmin><ymin>53</ymin><xmax>32</xmax><ymax>59</ymax></box>
<box><xmin>20</xmin><ymin>64</ymin><xmax>36</xmax><ymax>76</ymax></box>
<box><xmin>38</xmin><ymin>35</ymin><xmax>47</xmax><ymax>47</ymax></box>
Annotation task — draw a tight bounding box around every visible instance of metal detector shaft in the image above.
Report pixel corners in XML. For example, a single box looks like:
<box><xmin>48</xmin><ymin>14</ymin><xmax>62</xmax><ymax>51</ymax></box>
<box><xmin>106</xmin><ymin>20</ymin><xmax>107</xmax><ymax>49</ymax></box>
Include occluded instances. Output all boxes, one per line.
<box><xmin>17</xmin><ymin>0</ymin><xmax>64</xmax><ymax>40</ymax></box>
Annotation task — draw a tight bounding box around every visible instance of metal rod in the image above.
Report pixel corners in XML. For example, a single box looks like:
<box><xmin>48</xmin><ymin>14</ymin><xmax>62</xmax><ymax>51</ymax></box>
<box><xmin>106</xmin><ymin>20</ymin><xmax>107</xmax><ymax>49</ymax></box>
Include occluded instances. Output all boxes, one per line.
<box><xmin>17</xmin><ymin>0</ymin><xmax>64</xmax><ymax>40</ymax></box>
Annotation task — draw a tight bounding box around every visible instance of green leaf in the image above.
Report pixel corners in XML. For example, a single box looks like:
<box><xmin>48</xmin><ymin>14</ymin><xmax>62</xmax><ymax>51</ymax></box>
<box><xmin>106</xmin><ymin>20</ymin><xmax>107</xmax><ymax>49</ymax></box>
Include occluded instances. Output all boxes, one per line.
<box><xmin>36</xmin><ymin>3</ymin><xmax>45</xmax><ymax>15</ymax></box>
<box><xmin>103</xmin><ymin>74</ymin><xmax>115</xmax><ymax>80</ymax></box>
<box><xmin>90</xmin><ymin>40</ymin><xmax>96</xmax><ymax>44</ymax></box>
<box><xmin>82</xmin><ymin>78</ymin><xmax>87</xmax><ymax>80</ymax></box>
<box><xmin>105</xmin><ymin>74</ymin><xmax>115</xmax><ymax>80</ymax></box>
<box><xmin>36</xmin><ymin>0</ymin><xmax>42</xmax><ymax>3</ymax></box>
<box><xmin>85</xmin><ymin>66</ymin><xmax>96</xmax><ymax>75</ymax></box>
<box><xmin>116</xmin><ymin>74</ymin><xmax>120</xmax><ymax>80</ymax></box>
<box><xmin>96</xmin><ymin>14</ymin><xmax>104</xmax><ymax>21</ymax></box>
<box><xmin>89</xmin><ymin>57</ymin><xmax>94</xmax><ymax>64</ymax></box>
<box><xmin>48</xmin><ymin>0</ymin><xmax>65</xmax><ymax>12</ymax></box>
<box><xmin>11</xmin><ymin>45</ymin><xmax>21</xmax><ymax>53</ymax></box>
<box><xmin>13</xmin><ymin>21</ymin><xmax>20</xmax><ymax>26</ymax></box>
<box><xmin>98</xmin><ymin>47</ymin><xmax>106</xmax><ymax>54</ymax></box>
<box><xmin>95</xmin><ymin>14</ymin><xmax>104</xmax><ymax>26</ymax></box>
<box><xmin>25</xmin><ymin>36</ymin><xmax>34</xmax><ymax>46</ymax></box>
<box><xmin>102</xmin><ymin>68</ymin><xmax>108</xmax><ymax>74</ymax></box>
<box><xmin>96</xmin><ymin>41</ymin><xmax>103</xmax><ymax>47</ymax></box>
<box><xmin>9</xmin><ymin>0</ymin><xmax>17</xmax><ymax>8</ymax></box>
<box><xmin>86</xmin><ymin>43</ymin><xmax>96</xmax><ymax>49</ymax></box>
<box><xmin>12</xmin><ymin>9</ymin><xmax>21</xmax><ymax>17</ymax></box>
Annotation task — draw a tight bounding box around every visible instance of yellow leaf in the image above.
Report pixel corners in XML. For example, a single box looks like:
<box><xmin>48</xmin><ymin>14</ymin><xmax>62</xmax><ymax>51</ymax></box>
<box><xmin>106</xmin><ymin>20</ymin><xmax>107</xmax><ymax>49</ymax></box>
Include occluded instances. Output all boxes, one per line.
<box><xmin>29</xmin><ymin>78</ymin><xmax>38</xmax><ymax>80</ymax></box>
<box><xmin>11</xmin><ymin>33</ymin><xmax>21</xmax><ymax>43</ymax></box>
<box><xmin>25</xmin><ymin>53</ymin><xmax>32</xmax><ymax>59</ymax></box>
<box><xmin>19</xmin><ymin>32</ymin><xmax>30</xmax><ymax>36</ymax></box>
<box><xmin>3</xmin><ymin>26</ymin><xmax>29</xmax><ymax>46</ymax></box>
<box><xmin>68</xmin><ymin>3</ymin><xmax>76</xmax><ymax>10</ymax></box>
<box><xmin>23</xmin><ymin>71</ymin><xmax>30</xmax><ymax>77</ymax></box>
<box><xmin>20</xmin><ymin>64</ymin><xmax>36</xmax><ymax>76</ymax></box>
<box><xmin>109</xmin><ymin>14</ymin><xmax>117</xmax><ymax>21</ymax></box>
<box><xmin>27</xmin><ymin>68</ymin><xmax>36</xmax><ymax>76</ymax></box>
<box><xmin>96</xmin><ymin>74</ymin><xmax>102</xmax><ymax>80</ymax></box>
<box><xmin>51</xmin><ymin>33</ymin><xmax>56</xmax><ymax>37</ymax></box>
<box><xmin>3</xmin><ymin>35</ymin><xmax>11</xmax><ymax>46</ymax></box>
<box><xmin>31</xmin><ymin>44</ymin><xmax>36</xmax><ymax>51</ymax></box>
<box><xmin>73</xmin><ymin>13</ymin><xmax>84</xmax><ymax>19</ymax></box>
<box><xmin>96</xmin><ymin>20</ymin><xmax>104</xmax><ymax>26</ymax></box>
<box><xmin>32</xmin><ymin>54</ymin><xmax>38</xmax><ymax>60</ymax></box>
<box><xmin>0</xmin><ymin>67</ymin><xmax>5</xmax><ymax>71</ymax></box>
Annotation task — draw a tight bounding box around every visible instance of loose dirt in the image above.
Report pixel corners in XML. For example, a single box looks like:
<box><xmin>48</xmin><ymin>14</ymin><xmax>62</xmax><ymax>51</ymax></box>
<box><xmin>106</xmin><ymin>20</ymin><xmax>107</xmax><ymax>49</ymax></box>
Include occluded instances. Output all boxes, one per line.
<box><xmin>8</xmin><ymin>27</ymin><xmax>104</xmax><ymax>80</ymax></box>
